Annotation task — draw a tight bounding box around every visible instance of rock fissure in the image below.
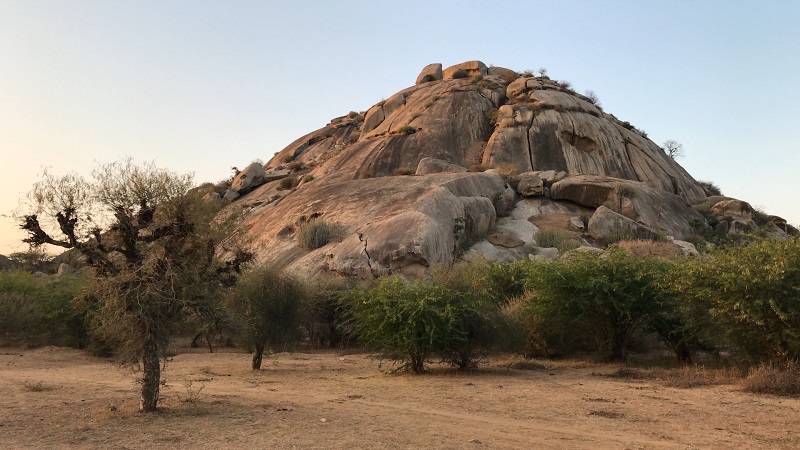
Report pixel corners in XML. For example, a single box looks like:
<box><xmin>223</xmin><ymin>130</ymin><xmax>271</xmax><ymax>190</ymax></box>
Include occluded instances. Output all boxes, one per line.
<box><xmin>526</xmin><ymin>113</ymin><xmax>535</xmax><ymax>171</ymax></box>
<box><xmin>358</xmin><ymin>232</ymin><xmax>376</xmax><ymax>277</ymax></box>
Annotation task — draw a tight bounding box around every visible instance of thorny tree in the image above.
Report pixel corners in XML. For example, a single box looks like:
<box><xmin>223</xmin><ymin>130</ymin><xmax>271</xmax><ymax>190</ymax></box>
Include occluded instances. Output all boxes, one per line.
<box><xmin>19</xmin><ymin>160</ymin><xmax>251</xmax><ymax>412</ymax></box>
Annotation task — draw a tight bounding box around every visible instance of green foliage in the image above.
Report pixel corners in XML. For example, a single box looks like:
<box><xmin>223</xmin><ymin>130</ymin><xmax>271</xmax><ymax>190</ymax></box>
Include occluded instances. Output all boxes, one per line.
<box><xmin>616</xmin><ymin>183</ymin><xmax>637</xmax><ymax>199</ymax></box>
<box><xmin>534</xmin><ymin>229</ymin><xmax>580</xmax><ymax>252</ymax></box>
<box><xmin>0</xmin><ymin>271</ymin><xmax>90</xmax><ymax>347</ymax></box>
<box><xmin>339</xmin><ymin>277</ymin><xmax>456</xmax><ymax>373</ymax></box>
<box><xmin>432</xmin><ymin>261</ymin><xmax>513</xmax><ymax>368</ymax></box>
<box><xmin>301</xmin><ymin>278</ymin><xmax>353</xmax><ymax>349</ymax></box>
<box><xmin>278</xmin><ymin>177</ymin><xmax>295</xmax><ymax>190</ymax></box>
<box><xmin>452</xmin><ymin>69</ymin><xmax>469</xmax><ymax>79</ymax></box>
<box><xmin>339</xmin><ymin>268</ymin><xmax>509</xmax><ymax>372</ymax></box>
<box><xmin>520</xmin><ymin>249</ymin><xmax>674</xmax><ymax>361</ymax></box>
<box><xmin>225</xmin><ymin>265</ymin><xmax>304</xmax><ymax>369</ymax></box>
<box><xmin>296</xmin><ymin>219</ymin><xmax>333</xmax><ymax>250</ymax></box>
<box><xmin>397</xmin><ymin>125</ymin><xmax>417</xmax><ymax>135</ymax></box>
<box><xmin>485</xmin><ymin>108</ymin><xmax>499</xmax><ymax>127</ymax></box>
<box><xmin>483</xmin><ymin>259</ymin><xmax>537</xmax><ymax>302</ymax></box>
<box><xmin>673</xmin><ymin>237</ymin><xmax>800</xmax><ymax>362</ymax></box>
<box><xmin>18</xmin><ymin>159</ymin><xmax>249</xmax><ymax>412</ymax></box>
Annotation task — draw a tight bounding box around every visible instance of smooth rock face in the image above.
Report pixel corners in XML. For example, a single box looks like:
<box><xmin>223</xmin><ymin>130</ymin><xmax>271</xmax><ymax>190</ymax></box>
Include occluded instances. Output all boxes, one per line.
<box><xmin>232</xmin><ymin>172</ymin><xmax>505</xmax><ymax>278</ymax></box>
<box><xmin>487</xmin><ymin>231</ymin><xmax>524</xmax><ymax>248</ymax></box>
<box><xmin>552</xmin><ymin>175</ymin><xmax>703</xmax><ymax>239</ymax></box>
<box><xmin>57</xmin><ymin>263</ymin><xmax>76</xmax><ymax>276</ymax></box>
<box><xmin>223</xmin><ymin>188</ymin><xmax>240</xmax><ymax>202</ymax></box>
<box><xmin>588</xmin><ymin>206</ymin><xmax>659</xmax><ymax>242</ymax></box>
<box><xmin>487</xmin><ymin>66</ymin><xmax>519</xmax><ymax>83</ymax></box>
<box><xmin>416</xmin><ymin>63</ymin><xmax>443</xmax><ymax>84</ymax></box>
<box><xmin>495</xmin><ymin>187</ymin><xmax>517</xmax><ymax>217</ymax></box>
<box><xmin>517</xmin><ymin>173</ymin><xmax>544</xmax><ymax>197</ymax></box>
<box><xmin>416</xmin><ymin>157</ymin><xmax>467</xmax><ymax>175</ymax></box>
<box><xmin>569</xmin><ymin>216</ymin><xmax>586</xmax><ymax>231</ymax></box>
<box><xmin>672</xmin><ymin>240</ymin><xmax>699</xmax><ymax>256</ymax></box>
<box><xmin>223</xmin><ymin>60</ymin><xmax>783</xmax><ymax>279</ymax></box>
<box><xmin>231</xmin><ymin>162</ymin><xmax>267</xmax><ymax>194</ymax></box>
<box><xmin>443</xmin><ymin>60</ymin><xmax>488</xmax><ymax>79</ymax></box>
<box><xmin>460</xmin><ymin>196</ymin><xmax>496</xmax><ymax>237</ymax></box>
<box><xmin>694</xmin><ymin>196</ymin><xmax>759</xmax><ymax>236</ymax></box>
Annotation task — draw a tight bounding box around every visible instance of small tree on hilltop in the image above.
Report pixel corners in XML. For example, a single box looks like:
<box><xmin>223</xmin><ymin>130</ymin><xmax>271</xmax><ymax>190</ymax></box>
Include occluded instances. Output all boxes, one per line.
<box><xmin>662</xmin><ymin>140</ymin><xmax>684</xmax><ymax>159</ymax></box>
<box><xmin>18</xmin><ymin>159</ymin><xmax>252</xmax><ymax>412</ymax></box>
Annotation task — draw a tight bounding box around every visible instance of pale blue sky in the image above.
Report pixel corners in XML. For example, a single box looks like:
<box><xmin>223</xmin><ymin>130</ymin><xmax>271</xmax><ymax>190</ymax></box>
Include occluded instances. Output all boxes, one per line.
<box><xmin>1</xmin><ymin>0</ymin><xmax>798</xmax><ymax>254</ymax></box>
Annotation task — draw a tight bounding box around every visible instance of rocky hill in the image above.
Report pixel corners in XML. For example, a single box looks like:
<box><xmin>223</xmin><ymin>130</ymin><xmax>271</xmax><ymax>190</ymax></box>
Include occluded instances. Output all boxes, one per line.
<box><xmin>211</xmin><ymin>60</ymin><xmax>796</xmax><ymax>279</ymax></box>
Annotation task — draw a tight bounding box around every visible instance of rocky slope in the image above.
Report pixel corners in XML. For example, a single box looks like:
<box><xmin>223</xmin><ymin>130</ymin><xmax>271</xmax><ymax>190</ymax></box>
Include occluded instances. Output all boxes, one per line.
<box><xmin>214</xmin><ymin>61</ymin><xmax>796</xmax><ymax>278</ymax></box>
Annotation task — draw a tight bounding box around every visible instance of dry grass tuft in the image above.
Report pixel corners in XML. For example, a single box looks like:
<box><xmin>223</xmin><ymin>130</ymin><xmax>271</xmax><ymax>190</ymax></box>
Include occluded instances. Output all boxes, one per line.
<box><xmin>613</xmin><ymin>240</ymin><xmax>682</xmax><ymax>258</ymax></box>
<box><xmin>24</xmin><ymin>380</ymin><xmax>55</xmax><ymax>392</ymax></box>
<box><xmin>656</xmin><ymin>365</ymin><xmax>745</xmax><ymax>388</ymax></box>
<box><xmin>597</xmin><ymin>365</ymin><xmax>746</xmax><ymax>388</ymax></box>
<box><xmin>741</xmin><ymin>363</ymin><xmax>800</xmax><ymax>397</ymax></box>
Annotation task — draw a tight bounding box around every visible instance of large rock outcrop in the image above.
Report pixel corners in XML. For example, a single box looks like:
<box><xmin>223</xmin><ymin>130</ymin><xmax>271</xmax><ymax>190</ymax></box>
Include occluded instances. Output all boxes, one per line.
<box><xmin>219</xmin><ymin>60</ymin><xmax>785</xmax><ymax>278</ymax></box>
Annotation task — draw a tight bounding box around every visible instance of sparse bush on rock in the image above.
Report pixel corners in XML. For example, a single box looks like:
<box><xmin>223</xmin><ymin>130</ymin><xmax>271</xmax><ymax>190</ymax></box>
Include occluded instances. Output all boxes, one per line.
<box><xmin>297</xmin><ymin>219</ymin><xmax>333</xmax><ymax>250</ymax></box>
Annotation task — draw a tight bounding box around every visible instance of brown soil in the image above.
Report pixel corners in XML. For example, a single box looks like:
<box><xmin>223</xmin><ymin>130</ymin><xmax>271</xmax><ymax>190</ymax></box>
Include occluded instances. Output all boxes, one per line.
<box><xmin>2</xmin><ymin>346</ymin><xmax>799</xmax><ymax>449</ymax></box>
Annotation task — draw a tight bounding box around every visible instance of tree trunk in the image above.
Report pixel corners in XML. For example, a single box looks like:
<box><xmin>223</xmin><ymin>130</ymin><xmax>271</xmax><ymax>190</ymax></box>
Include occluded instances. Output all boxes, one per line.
<box><xmin>140</xmin><ymin>338</ymin><xmax>160</xmax><ymax>412</ymax></box>
<box><xmin>190</xmin><ymin>332</ymin><xmax>203</xmax><ymax>348</ymax></box>
<box><xmin>252</xmin><ymin>342</ymin><xmax>265</xmax><ymax>370</ymax></box>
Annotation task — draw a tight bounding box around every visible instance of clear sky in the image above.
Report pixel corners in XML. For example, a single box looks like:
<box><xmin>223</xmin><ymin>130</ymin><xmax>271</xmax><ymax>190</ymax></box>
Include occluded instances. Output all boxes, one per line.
<box><xmin>1</xmin><ymin>0</ymin><xmax>798</xmax><ymax>255</ymax></box>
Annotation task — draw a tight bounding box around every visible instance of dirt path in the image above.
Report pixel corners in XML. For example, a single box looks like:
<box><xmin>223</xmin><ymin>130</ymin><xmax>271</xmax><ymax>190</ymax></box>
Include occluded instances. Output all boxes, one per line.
<box><xmin>2</xmin><ymin>347</ymin><xmax>799</xmax><ymax>449</ymax></box>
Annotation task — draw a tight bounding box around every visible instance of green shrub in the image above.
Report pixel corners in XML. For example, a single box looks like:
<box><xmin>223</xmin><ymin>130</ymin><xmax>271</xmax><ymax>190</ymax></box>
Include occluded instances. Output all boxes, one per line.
<box><xmin>296</xmin><ymin>219</ymin><xmax>333</xmax><ymax>250</ymax></box>
<box><xmin>339</xmin><ymin>271</ymin><xmax>509</xmax><ymax>373</ymax></box>
<box><xmin>278</xmin><ymin>177</ymin><xmax>295</xmax><ymax>190</ymax></box>
<box><xmin>397</xmin><ymin>125</ymin><xmax>417</xmax><ymax>135</ymax></box>
<box><xmin>301</xmin><ymin>278</ymin><xmax>353</xmax><ymax>349</ymax></box>
<box><xmin>534</xmin><ymin>229</ymin><xmax>580</xmax><ymax>251</ymax></box>
<box><xmin>0</xmin><ymin>271</ymin><xmax>90</xmax><ymax>347</ymax></box>
<box><xmin>484</xmin><ymin>259</ymin><xmax>536</xmax><ymax>302</ymax></box>
<box><xmin>432</xmin><ymin>261</ymin><xmax>513</xmax><ymax>368</ymax></box>
<box><xmin>616</xmin><ymin>183</ymin><xmax>637</xmax><ymax>199</ymax></box>
<box><xmin>225</xmin><ymin>265</ymin><xmax>304</xmax><ymax>369</ymax></box>
<box><xmin>339</xmin><ymin>277</ymin><xmax>459</xmax><ymax>373</ymax></box>
<box><xmin>673</xmin><ymin>237</ymin><xmax>800</xmax><ymax>362</ymax></box>
<box><xmin>452</xmin><ymin>70</ymin><xmax>469</xmax><ymax>79</ymax></box>
<box><xmin>520</xmin><ymin>249</ymin><xmax>674</xmax><ymax>361</ymax></box>
<box><xmin>302</xmin><ymin>174</ymin><xmax>314</xmax><ymax>183</ymax></box>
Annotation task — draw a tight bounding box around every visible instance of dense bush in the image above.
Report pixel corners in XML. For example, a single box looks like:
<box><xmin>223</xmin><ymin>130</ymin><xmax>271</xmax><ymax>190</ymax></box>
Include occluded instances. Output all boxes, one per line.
<box><xmin>339</xmin><ymin>270</ymin><xmax>509</xmax><ymax>373</ymax></box>
<box><xmin>520</xmin><ymin>249</ymin><xmax>674</xmax><ymax>361</ymax></box>
<box><xmin>451</xmin><ymin>69</ymin><xmax>469</xmax><ymax>79</ymax></box>
<box><xmin>674</xmin><ymin>237</ymin><xmax>800</xmax><ymax>362</ymax></box>
<box><xmin>225</xmin><ymin>265</ymin><xmax>304</xmax><ymax>369</ymax></box>
<box><xmin>0</xmin><ymin>271</ymin><xmax>90</xmax><ymax>347</ymax></box>
<box><xmin>297</xmin><ymin>219</ymin><xmax>333</xmax><ymax>250</ymax></box>
<box><xmin>301</xmin><ymin>278</ymin><xmax>352</xmax><ymax>349</ymax></box>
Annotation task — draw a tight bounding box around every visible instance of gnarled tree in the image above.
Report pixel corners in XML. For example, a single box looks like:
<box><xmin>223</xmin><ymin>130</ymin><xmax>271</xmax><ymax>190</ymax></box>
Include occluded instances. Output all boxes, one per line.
<box><xmin>19</xmin><ymin>159</ymin><xmax>251</xmax><ymax>412</ymax></box>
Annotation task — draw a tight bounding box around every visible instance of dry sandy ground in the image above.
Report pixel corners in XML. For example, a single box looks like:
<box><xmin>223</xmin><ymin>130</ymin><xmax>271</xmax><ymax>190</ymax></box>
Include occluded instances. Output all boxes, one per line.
<box><xmin>2</xmin><ymin>346</ymin><xmax>799</xmax><ymax>449</ymax></box>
